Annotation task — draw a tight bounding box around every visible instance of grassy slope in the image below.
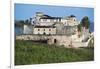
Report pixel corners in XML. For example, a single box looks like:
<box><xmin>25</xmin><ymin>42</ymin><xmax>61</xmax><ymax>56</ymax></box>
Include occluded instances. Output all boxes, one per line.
<box><xmin>15</xmin><ymin>40</ymin><xmax>94</xmax><ymax>65</ymax></box>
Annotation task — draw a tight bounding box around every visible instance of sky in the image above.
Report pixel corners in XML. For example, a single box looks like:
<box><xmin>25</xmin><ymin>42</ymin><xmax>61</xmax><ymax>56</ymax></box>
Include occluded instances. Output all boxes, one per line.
<box><xmin>15</xmin><ymin>3</ymin><xmax>94</xmax><ymax>22</ymax></box>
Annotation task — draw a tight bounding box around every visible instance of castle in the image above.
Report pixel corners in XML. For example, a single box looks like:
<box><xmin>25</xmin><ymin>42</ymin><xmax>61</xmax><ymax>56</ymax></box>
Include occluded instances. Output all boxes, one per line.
<box><xmin>16</xmin><ymin>12</ymin><xmax>92</xmax><ymax>48</ymax></box>
<box><xmin>24</xmin><ymin>12</ymin><xmax>79</xmax><ymax>35</ymax></box>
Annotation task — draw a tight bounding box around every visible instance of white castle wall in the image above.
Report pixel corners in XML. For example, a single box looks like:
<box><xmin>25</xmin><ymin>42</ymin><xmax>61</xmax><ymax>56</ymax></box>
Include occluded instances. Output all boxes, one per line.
<box><xmin>23</xmin><ymin>25</ymin><xmax>33</xmax><ymax>34</ymax></box>
<box><xmin>33</xmin><ymin>27</ymin><xmax>56</xmax><ymax>35</ymax></box>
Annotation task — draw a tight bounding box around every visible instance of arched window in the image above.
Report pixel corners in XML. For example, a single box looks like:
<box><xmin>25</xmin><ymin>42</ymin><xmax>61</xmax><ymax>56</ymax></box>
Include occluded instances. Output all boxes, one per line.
<box><xmin>74</xmin><ymin>19</ymin><xmax>76</xmax><ymax>21</ymax></box>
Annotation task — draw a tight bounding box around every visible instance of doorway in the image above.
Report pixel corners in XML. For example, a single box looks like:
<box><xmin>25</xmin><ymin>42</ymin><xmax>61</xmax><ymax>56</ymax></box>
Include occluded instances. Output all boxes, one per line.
<box><xmin>54</xmin><ymin>39</ymin><xmax>57</xmax><ymax>44</ymax></box>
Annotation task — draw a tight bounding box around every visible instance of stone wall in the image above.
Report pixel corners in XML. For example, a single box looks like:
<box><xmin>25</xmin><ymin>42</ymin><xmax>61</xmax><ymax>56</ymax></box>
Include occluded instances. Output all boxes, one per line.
<box><xmin>16</xmin><ymin>34</ymin><xmax>89</xmax><ymax>48</ymax></box>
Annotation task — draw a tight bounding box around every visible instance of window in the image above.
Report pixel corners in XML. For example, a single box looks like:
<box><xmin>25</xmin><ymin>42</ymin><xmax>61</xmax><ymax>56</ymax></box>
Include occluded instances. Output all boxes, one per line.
<box><xmin>49</xmin><ymin>33</ymin><xmax>51</xmax><ymax>35</ymax></box>
<box><xmin>59</xmin><ymin>19</ymin><xmax>61</xmax><ymax>22</ymax></box>
<box><xmin>49</xmin><ymin>29</ymin><xmax>51</xmax><ymax>31</ymax></box>
<box><xmin>44</xmin><ymin>29</ymin><xmax>45</xmax><ymax>31</ymax></box>
<box><xmin>54</xmin><ymin>39</ymin><xmax>57</xmax><ymax>43</ymax></box>
<box><xmin>43</xmin><ymin>32</ymin><xmax>46</xmax><ymax>35</ymax></box>
<box><xmin>38</xmin><ymin>29</ymin><xmax>40</xmax><ymax>31</ymax></box>
<box><xmin>74</xmin><ymin>19</ymin><xmax>76</xmax><ymax>21</ymax></box>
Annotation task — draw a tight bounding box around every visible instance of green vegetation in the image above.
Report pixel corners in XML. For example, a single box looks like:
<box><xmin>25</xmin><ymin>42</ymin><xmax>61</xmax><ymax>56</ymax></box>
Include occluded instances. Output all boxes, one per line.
<box><xmin>77</xmin><ymin>24</ymin><xmax>82</xmax><ymax>32</ymax></box>
<box><xmin>15</xmin><ymin>40</ymin><xmax>94</xmax><ymax>65</ymax></box>
<box><xmin>88</xmin><ymin>37</ymin><xmax>94</xmax><ymax>47</ymax></box>
<box><xmin>81</xmin><ymin>16</ymin><xmax>90</xmax><ymax>29</ymax></box>
<box><xmin>77</xmin><ymin>16</ymin><xmax>90</xmax><ymax>32</ymax></box>
<box><xmin>77</xmin><ymin>16</ymin><xmax>90</xmax><ymax>33</ymax></box>
<box><xmin>15</xmin><ymin>19</ymin><xmax>31</xmax><ymax>28</ymax></box>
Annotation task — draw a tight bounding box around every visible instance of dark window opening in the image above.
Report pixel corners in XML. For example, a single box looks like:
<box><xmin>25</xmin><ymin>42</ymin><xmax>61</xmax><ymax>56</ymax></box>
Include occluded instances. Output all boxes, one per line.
<box><xmin>43</xmin><ymin>32</ymin><xmax>46</xmax><ymax>35</ymax></box>
<box><xmin>44</xmin><ymin>29</ymin><xmax>45</xmax><ymax>31</ymax></box>
<box><xmin>54</xmin><ymin>39</ymin><xmax>57</xmax><ymax>43</ymax></box>
<box><xmin>38</xmin><ymin>29</ymin><xmax>40</xmax><ymax>31</ymax></box>
<box><xmin>49</xmin><ymin>29</ymin><xmax>51</xmax><ymax>31</ymax></box>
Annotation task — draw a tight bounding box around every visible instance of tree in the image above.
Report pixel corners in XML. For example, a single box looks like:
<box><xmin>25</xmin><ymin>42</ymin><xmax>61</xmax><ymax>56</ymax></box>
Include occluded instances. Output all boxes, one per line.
<box><xmin>19</xmin><ymin>20</ymin><xmax>24</xmax><ymax>24</ymax></box>
<box><xmin>30</xmin><ymin>18</ymin><xmax>32</xmax><ymax>23</ymax></box>
<box><xmin>15</xmin><ymin>20</ymin><xmax>25</xmax><ymax>27</ymax></box>
<box><xmin>81</xmin><ymin>16</ymin><xmax>90</xmax><ymax>29</ymax></box>
<box><xmin>77</xmin><ymin>24</ymin><xmax>82</xmax><ymax>32</ymax></box>
<box><xmin>70</xmin><ymin>15</ymin><xmax>76</xmax><ymax>17</ymax></box>
<box><xmin>25</xmin><ymin>19</ymin><xmax>31</xmax><ymax>25</ymax></box>
<box><xmin>25</xmin><ymin>19</ymin><xmax>29</xmax><ymax>24</ymax></box>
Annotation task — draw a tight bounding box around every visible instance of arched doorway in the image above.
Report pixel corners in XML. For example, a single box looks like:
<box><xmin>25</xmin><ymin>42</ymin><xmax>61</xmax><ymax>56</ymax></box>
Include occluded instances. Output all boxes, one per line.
<box><xmin>54</xmin><ymin>39</ymin><xmax>57</xmax><ymax>44</ymax></box>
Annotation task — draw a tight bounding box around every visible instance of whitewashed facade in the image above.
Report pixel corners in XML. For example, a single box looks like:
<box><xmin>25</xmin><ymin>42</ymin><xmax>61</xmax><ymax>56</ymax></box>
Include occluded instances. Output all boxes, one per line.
<box><xmin>23</xmin><ymin>25</ymin><xmax>33</xmax><ymax>34</ymax></box>
<box><xmin>31</xmin><ymin>12</ymin><xmax>79</xmax><ymax>26</ymax></box>
<box><xmin>33</xmin><ymin>26</ymin><xmax>56</xmax><ymax>35</ymax></box>
<box><xmin>23</xmin><ymin>12</ymin><xmax>80</xmax><ymax>35</ymax></box>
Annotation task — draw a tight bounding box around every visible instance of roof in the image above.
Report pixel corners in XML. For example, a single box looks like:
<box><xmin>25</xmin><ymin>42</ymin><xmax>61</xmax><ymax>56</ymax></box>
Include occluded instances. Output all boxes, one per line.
<box><xmin>34</xmin><ymin>25</ymin><xmax>56</xmax><ymax>28</ymax></box>
<box><xmin>40</xmin><ymin>14</ymin><xmax>62</xmax><ymax>19</ymax></box>
<box><xmin>40</xmin><ymin>17</ymin><xmax>62</xmax><ymax>19</ymax></box>
<box><xmin>43</xmin><ymin>15</ymin><xmax>51</xmax><ymax>17</ymax></box>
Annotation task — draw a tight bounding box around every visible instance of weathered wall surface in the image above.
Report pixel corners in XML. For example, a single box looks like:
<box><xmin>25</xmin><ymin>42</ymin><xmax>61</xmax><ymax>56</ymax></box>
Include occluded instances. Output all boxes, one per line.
<box><xmin>16</xmin><ymin>35</ymin><xmax>72</xmax><ymax>47</ymax></box>
<box><xmin>23</xmin><ymin>25</ymin><xmax>33</xmax><ymax>34</ymax></box>
<box><xmin>16</xmin><ymin>34</ymin><xmax>90</xmax><ymax>48</ymax></box>
<box><xmin>33</xmin><ymin>27</ymin><xmax>56</xmax><ymax>35</ymax></box>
